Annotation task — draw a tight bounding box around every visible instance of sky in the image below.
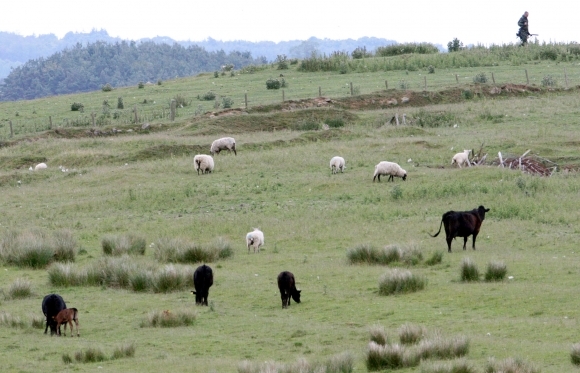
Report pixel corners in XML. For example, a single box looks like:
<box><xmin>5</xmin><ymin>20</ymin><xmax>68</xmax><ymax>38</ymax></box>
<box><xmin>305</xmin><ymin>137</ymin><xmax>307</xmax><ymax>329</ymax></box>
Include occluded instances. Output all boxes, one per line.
<box><xmin>0</xmin><ymin>0</ymin><xmax>574</xmax><ymax>46</ymax></box>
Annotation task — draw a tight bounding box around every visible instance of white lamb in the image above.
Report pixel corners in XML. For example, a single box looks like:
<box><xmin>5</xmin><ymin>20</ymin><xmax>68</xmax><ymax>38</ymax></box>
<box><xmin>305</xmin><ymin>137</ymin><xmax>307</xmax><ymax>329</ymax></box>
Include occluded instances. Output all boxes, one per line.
<box><xmin>451</xmin><ymin>149</ymin><xmax>471</xmax><ymax>168</ymax></box>
<box><xmin>193</xmin><ymin>154</ymin><xmax>214</xmax><ymax>175</ymax></box>
<box><xmin>30</xmin><ymin>162</ymin><xmax>47</xmax><ymax>171</ymax></box>
<box><xmin>246</xmin><ymin>228</ymin><xmax>264</xmax><ymax>253</ymax></box>
<box><xmin>329</xmin><ymin>156</ymin><xmax>346</xmax><ymax>174</ymax></box>
<box><xmin>373</xmin><ymin>161</ymin><xmax>407</xmax><ymax>182</ymax></box>
<box><xmin>210</xmin><ymin>137</ymin><xmax>237</xmax><ymax>156</ymax></box>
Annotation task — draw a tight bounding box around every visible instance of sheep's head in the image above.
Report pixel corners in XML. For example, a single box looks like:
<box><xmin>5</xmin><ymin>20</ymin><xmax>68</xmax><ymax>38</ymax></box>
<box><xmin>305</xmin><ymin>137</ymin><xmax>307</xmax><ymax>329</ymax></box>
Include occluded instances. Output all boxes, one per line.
<box><xmin>402</xmin><ymin>173</ymin><xmax>407</xmax><ymax>181</ymax></box>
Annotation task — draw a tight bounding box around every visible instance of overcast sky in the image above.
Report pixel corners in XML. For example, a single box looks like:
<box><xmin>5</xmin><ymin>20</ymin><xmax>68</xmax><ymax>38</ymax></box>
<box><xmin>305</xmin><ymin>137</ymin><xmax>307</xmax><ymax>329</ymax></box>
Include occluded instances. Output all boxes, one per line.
<box><xmin>0</xmin><ymin>0</ymin><xmax>574</xmax><ymax>46</ymax></box>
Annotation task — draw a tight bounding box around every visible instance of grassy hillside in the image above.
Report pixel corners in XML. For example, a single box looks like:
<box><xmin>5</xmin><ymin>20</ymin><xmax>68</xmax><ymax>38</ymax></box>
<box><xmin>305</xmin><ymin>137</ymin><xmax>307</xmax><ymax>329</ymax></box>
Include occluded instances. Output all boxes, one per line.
<box><xmin>0</xmin><ymin>53</ymin><xmax>580</xmax><ymax>373</ymax></box>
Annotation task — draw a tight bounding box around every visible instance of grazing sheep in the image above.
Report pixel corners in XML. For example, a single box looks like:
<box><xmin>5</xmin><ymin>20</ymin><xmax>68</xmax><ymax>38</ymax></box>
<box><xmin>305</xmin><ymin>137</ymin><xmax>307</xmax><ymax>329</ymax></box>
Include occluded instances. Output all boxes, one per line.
<box><xmin>30</xmin><ymin>162</ymin><xmax>47</xmax><ymax>171</ymax></box>
<box><xmin>193</xmin><ymin>154</ymin><xmax>214</xmax><ymax>175</ymax></box>
<box><xmin>210</xmin><ymin>137</ymin><xmax>237</xmax><ymax>156</ymax></box>
<box><xmin>451</xmin><ymin>149</ymin><xmax>471</xmax><ymax>168</ymax></box>
<box><xmin>246</xmin><ymin>228</ymin><xmax>264</xmax><ymax>253</ymax></box>
<box><xmin>373</xmin><ymin>161</ymin><xmax>407</xmax><ymax>182</ymax></box>
<box><xmin>330</xmin><ymin>156</ymin><xmax>346</xmax><ymax>174</ymax></box>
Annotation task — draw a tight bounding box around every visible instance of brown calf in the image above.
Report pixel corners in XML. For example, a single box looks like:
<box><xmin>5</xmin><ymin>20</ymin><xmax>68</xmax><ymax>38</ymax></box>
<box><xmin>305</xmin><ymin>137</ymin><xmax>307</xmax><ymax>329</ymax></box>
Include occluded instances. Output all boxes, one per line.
<box><xmin>52</xmin><ymin>308</ymin><xmax>80</xmax><ymax>337</ymax></box>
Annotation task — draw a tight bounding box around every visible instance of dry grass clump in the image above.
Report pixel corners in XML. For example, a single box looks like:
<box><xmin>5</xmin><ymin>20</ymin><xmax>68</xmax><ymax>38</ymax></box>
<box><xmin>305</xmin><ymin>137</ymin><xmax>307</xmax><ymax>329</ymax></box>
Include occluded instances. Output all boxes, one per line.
<box><xmin>347</xmin><ymin>243</ymin><xmax>424</xmax><ymax>266</ymax></box>
<box><xmin>74</xmin><ymin>347</ymin><xmax>107</xmax><ymax>363</ymax></box>
<box><xmin>420</xmin><ymin>358</ymin><xmax>477</xmax><ymax>373</ymax></box>
<box><xmin>154</xmin><ymin>236</ymin><xmax>233</xmax><ymax>263</ymax></box>
<box><xmin>572</xmin><ymin>343</ymin><xmax>580</xmax><ymax>365</ymax></box>
<box><xmin>0</xmin><ymin>311</ymin><xmax>26</xmax><ymax>328</ymax></box>
<box><xmin>378</xmin><ymin>269</ymin><xmax>427</xmax><ymax>295</ymax></box>
<box><xmin>5</xmin><ymin>278</ymin><xmax>32</xmax><ymax>299</ymax></box>
<box><xmin>460</xmin><ymin>258</ymin><xmax>480</xmax><ymax>282</ymax></box>
<box><xmin>111</xmin><ymin>343</ymin><xmax>136</xmax><ymax>359</ymax></box>
<box><xmin>417</xmin><ymin>335</ymin><xmax>470</xmax><ymax>360</ymax></box>
<box><xmin>140</xmin><ymin>309</ymin><xmax>196</xmax><ymax>328</ymax></box>
<box><xmin>369</xmin><ymin>324</ymin><xmax>389</xmax><ymax>346</ymax></box>
<box><xmin>366</xmin><ymin>342</ymin><xmax>419</xmax><ymax>371</ymax></box>
<box><xmin>102</xmin><ymin>233</ymin><xmax>146</xmax><ymax>256</ymax></box>
<box><xmin>30</xmin><ymin>314</ymin><xmax>45</xmax><ymax>329</ymax></box>
<box><xmin>0</xmin><ymin>229</ymin><xmax>77</xmax><ymax>268</ymax></box>
<box><xmin>237</xmin><ymin>352</ymin><xmax>353</xmax><ymax>373</ymax></box>
<box><xmin>484</xmin><ymin>357</ymin><xmax>539</xmax><ymax>373</ymax></box>
<box><xmin>63</xmin><ymin>343</ymin><xmax>136</xmax><ymax>364</ymax></box>
<box><xmin>398</xmin><ymin>323</ymin><xmax>426</xmax><ymax>345</ymax></box>
<box><xmin>425</xmin><ymin>251</ymin><xmax>443</xmax><ymax>266</ymax></box>
<box><xmin>484</xmin><ymin>261</ymin><xmax>507</xmax><ymax>281</ymax></box>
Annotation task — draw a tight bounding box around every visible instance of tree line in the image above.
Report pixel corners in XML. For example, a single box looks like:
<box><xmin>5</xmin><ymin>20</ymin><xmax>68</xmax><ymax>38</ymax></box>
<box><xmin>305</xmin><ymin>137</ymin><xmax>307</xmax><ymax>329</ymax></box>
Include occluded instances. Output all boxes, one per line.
<box><xmin>0</xmin><ymin>40</ymin><xmax>265</xmax><ymax>101</ymax></box>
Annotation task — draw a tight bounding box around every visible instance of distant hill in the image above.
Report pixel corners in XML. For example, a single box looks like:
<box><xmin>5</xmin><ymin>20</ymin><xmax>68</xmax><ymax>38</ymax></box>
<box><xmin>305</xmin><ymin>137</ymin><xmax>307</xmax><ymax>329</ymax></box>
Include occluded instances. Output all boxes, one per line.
<box><xmin>0</xmin><ymin>29</ymin><xmax>406</xmax><ymax>80</ymax></box>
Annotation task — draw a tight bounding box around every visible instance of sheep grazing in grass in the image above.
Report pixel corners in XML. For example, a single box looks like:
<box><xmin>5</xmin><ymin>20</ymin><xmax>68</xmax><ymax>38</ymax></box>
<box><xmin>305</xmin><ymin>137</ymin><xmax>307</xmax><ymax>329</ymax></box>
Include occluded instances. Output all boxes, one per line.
<box><xmin>246</xmin><ymin>228</ymin><xmax>264</xmax><ymax>253</ymax></box>
<box><xmin>373</xmin><ymin>161</ymin><xmax>407</xmax><ymax>182</ymax></box>
<box><xmin>30</xmin><ymin>162</ymin><xmax>47</xmax><ymax>171</ymax></box>
<box><xmin>193</xmin><ymin>154</ymin><xmax>214</xmax><ymax>175</ymax></box>
<box><xmin>330</xmin><ymin>156</ymin><xmax>346</xmax><ymax>174</ymax></box>
<box><xmin>210</xmin><ymin>137</ymin><xmax>237</xmax><ymax>156</ymax></box>
<box><xmin>451</xmin><ymin>149</ymin><xmax>471</xmax><ymax>168</ymax></box>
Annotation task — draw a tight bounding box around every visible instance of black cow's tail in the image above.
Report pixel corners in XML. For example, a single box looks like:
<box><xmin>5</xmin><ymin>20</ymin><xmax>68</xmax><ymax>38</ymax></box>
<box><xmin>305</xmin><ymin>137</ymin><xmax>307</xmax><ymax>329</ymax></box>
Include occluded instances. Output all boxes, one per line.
<box><xmin>429</xmin><ymin>219</ymin><xmax>444</xmax><ymax>238</ymax></box>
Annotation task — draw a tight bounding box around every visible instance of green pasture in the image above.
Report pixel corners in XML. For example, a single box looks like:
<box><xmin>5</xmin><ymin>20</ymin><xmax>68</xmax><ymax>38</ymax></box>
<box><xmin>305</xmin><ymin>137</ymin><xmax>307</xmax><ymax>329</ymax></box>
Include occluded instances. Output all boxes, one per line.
<box><xmin>1</xmin><ymin>54</ymin><xmax>580</xmax><ymax>372</ymax></box>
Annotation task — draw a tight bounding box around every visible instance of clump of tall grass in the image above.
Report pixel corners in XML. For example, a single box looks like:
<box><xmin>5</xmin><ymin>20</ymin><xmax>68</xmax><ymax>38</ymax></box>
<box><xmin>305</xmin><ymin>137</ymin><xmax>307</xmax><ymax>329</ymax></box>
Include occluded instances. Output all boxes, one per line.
<box><xmin>0</xmin><ymin>311</ymin><xmax>26</xmax><ymax>328</ymax></box>
<box><xmin>366</xmin><ymin>342</ymin><xmax>419</xmax><ymax>371</ymax></box>
<box><xmin>237</xmin><ymin>353</ymin><xmax>354</xmax><ymax>373</ymax></box>
<box><xmin>6</xmin><ymin>278</ymin><xmax>32</xmax><ymax>299</ymax></box>
<box><xmin>485</xmin><ymin>261</ymin><xmax>507</xmax><ymax>281</ymax></box>
<box><xmin>420</xmin><ymin>359</ymin><xmax>476</xmax><ymax>373</ymax></box>
<box><xmin>0</xmin><ymin>229</ymin><xmax>77</xmax><ymax>268</ymax></box>
<box><xmin>154</xmin><ymin>237</ymin><xmax>232</xmax><ymax>263</ymax></box>
<box><xmin>111</xmin><ymin>343</ymin><xmax>136</xmax><ymax>359</ymax></box>
<box><xmin>417</xmin><ymin>335</ymin><xmax>470</xmax><ymax>360</ymax></box>
<box><xmin>153</xmin><ymin>265</ymin><xmax>188</xmax><ymax>293</ymax></box>
<box><xmin>379</xmin><ymin>270</ymin><xmax>426</xmax><ymax>295</ymax></box>
<box><xmin>571</xmin><ymin>343</ymin><xmax>580</xmax><ymax>365</ymax></box>
<box><xmin>425</xmin><ymin>251</ymin><xmax>443</xmax><ymax>266</ymax></box>
<box><xmin>460</xmin><ymin>258</ymin><xmax>480</xmax><ymax>282</ymax></box>
<box><xmin>31</xmin><ymin>314</ymin><xmax>44</xmax><ymax>329</ymax></box>
<box><xmin>74</xmin><ymin>348</ymin><xmax>107</xmax><ymax>363</ymax></box>
<box><xmin>347</xmin><ymin>243</ymin><xmax>423</xmax><ymax>266</ymax></box>
<box><xmin>48</xmin><ymin>262</ymin><xmax>89</xmax><ymax>287</ymax></box>
<box><xmin>140</xmin><ymin>309</ymin><xmax>196</xmax><ymax>328</ymax></box>
<box><xmin>102</xmin><ymin>233</ymin><xmax>146</xmax><ymax>256</ymax></box>
<box><xmin>369</xmin><ymin>324</ymin><xmax>389</xmax><ymax>346</ymax></box>
<box><xmin>398</xmin><ymin>323</ymin><xmax>426</xmax><ymax>345</ymax></box>
<box><xmin>485</xmin><ymin>357</ymin><xmax>539</xmax><ymax>373</ymax></box>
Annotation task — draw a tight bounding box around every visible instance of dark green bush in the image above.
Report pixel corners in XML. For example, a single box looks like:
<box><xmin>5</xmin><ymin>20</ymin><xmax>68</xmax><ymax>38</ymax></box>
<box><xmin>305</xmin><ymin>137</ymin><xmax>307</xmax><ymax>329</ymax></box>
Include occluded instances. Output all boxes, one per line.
<box><xmin>71</xmin><ymin>102</ymin><xmax>84</xmax><ymax>112</ymax></box>
<box><xmin>222</xmin><ymin>97</ymin><xmax>234</xmax><ymax>109</ymax></box>
<box><xmin>473</xmin><ymin>72</ymin><xmax>488</xmax><ymax>83</ymax></box>
<box><xmin>117</xmin><ymin>97</ymin><xmax>124</xmax><ymax>109</ymax></box>
<box><xmin>266</xmin><ymin>78</ymin><xmax>282</xmax><ymax>90</ymax></box>
<box><xmin>101</xmin><ymin>83</ymin><xmax>113</xmax><ymax>92</ymax></box>
<box><xmin>198</xmin><ymin>91</ymin><xmax>216</xmax><ymax>101</ymax></box>
<box><xmin>138</xmin><ymin>82</ymin><xmax>145</xmax><ymax>89</ymax></box>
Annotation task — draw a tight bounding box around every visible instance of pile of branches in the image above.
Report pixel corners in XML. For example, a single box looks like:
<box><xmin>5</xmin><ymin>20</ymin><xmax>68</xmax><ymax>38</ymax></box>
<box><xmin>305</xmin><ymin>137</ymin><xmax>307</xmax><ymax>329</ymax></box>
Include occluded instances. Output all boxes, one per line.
<box><xmin>492</xmin><ymin>150</ymin><xmax>557</xmax><ymax>176</ymax></box>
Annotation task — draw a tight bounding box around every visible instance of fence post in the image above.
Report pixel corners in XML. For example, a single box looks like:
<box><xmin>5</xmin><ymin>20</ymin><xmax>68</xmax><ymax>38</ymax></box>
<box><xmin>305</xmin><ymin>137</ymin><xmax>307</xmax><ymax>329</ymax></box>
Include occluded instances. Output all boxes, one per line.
<box><xmin>564</xmin><ymin>68</ymin><xmax>569</xmax><ymax>89</ymax></box>
<box><xmin>455</xmin><ymin>74</ymin><xmax>459</xmax><ymax>84</ymax></box>
<box><xmin>91</xmin><ymin>112</ymin><xmax>95</xmax><ymax>127</ymax></box>
<box><xmin>350</xmin><ymin>82</ymin><xmax>354</xmax><ymax>96</ymax></box>
<box><xmin>9</xmin><ymin>120</ymin><xmax>13</xmax><ymax>138</ymax></box>
<box><xmin>244</xmin><ymin>93</ymin><xmax>248</xmax><ymax>109</ymax></box>
<box><xmin>170</xmin><ymin>99</ymin><xmax>176</xmax><ymax>121</ymax></box>
<box><xmin>49</xmin><ymin>116</ymin><xmax>52</xmax><ymax>130</ymax></box>
<box><xmin>134</xmin><ymin>105</ymin><xmax>138</xmax><ymax>124</ymax></box>
<box><xmin>525</xmin><ymin>69</ymin><xmax>529</xmax><ymax>85</ymax></box>
<box><xmin>385</xmin><ymin>80</ymin><xmax>388</xmax><ymax>89</ymax></box>
<box><xmin>424</xmin><ymin>76</ymin><xmax>427</xmax><ymax>91</ymax></box>
<box><xmin>282</xmin><ymin>90</ymin><xmax>285</xmax><ymax>102</ymax></box>
<box><xmin>318</xmin><ymin>86</ymin><xmax>321</xmax><ymax>97</ymax></box>
<box><xmin>491</xmin><ymin>72</ymin><xmax>496</xmax><ymax>84</ymax></box>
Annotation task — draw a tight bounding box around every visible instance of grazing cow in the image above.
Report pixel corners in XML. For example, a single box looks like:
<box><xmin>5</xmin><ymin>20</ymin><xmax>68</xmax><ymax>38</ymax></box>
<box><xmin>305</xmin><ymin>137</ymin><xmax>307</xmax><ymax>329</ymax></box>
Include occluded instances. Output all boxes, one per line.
<box><xmin>191</xmin><ymin>264</ymin><xmax>213</xmax><ymax>306</ymax></box>
<box><xmin>430</xmin><ymin>205</ymin><xmax>490</xmax><ymax>252</ymax></box>
<box><xmin>52</xmin><ymin>308</ymin><xmax>80</xmax><ymax>337</ymax></box>
<box><xmin>41</xmin><ymin>293</ymin><xmax>66</xmax><ymax>335</ymax></box>
<box><xmin>277</xmin><ymin>271</ymin><xmax>301</xmax><ymax>309</ymax></box>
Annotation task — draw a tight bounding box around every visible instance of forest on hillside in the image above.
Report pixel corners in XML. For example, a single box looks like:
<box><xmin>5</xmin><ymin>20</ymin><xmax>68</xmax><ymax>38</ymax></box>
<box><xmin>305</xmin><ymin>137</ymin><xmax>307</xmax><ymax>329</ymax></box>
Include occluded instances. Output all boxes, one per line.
<box><xmin>0</xmin><ymin>41</ymin><xmax>265</xmax><ymax>101</ymax></box>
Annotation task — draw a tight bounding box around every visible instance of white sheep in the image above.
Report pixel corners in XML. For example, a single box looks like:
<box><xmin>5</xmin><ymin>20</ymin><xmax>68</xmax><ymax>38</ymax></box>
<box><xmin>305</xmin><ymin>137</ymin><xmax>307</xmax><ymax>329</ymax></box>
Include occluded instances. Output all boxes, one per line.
<box><xmin>193</xmin><ymin>154</ymin><xmax>214</xmax><ymax>175</ymax></box>
<box><xmin>373</xmin><ymin>161</ymin><xmax>407</xmax><ymax>182</ymax></box>
<box><xmin>30</xmin><ymin>162</ymin><xmax>47</xmax><ymax>171</ymax></box>
<box><xmin>451</xmin><ymin>149</ymin><xmax>471</xmax><ymax>168</ymax></box>
<box><xmin>329</xmin><ymin>156</ymin><xmax>346</xmax><ymax>174</ymax></box>
<box><xmin>210</xmin><ymin>137</ymin><xmax>237</xmax><ymax>156</ymax></box>
<box><xmin>246</xmin><ymin>228</ymin><xmax>264</xmax><ymax>253</ymax></box>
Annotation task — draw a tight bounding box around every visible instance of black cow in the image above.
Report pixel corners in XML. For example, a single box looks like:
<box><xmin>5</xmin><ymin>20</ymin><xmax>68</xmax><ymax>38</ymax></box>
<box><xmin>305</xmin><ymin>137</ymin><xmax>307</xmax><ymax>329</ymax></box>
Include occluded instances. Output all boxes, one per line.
<box><xmin>277</xmin><ymin>271</ymin><xmax>301</xmax><ymax>309</ymax></box>
<box><xmin>191</xmin><ymin>264</ymin><xmax>213</xmax><ymax>306</ymax></box>
<box><xmin>430</xmin><ymin>205</ymin><xmax>490</xmax><ymax>252</ymax></box>
<box><xmin>41</xmin><ymin>293</ymin><xmax>66</xmax><ymax>335</ymax></box>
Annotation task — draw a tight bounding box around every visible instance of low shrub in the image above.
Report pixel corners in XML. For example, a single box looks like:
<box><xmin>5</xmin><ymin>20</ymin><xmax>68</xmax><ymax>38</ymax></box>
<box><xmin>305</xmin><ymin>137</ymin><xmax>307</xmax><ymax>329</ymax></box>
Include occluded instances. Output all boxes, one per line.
<box><xmin>101</xmin><ymin>83</ymin><xmax>113</xmax><ymax>92</ymax></box>
<box><xmin>138</xmin><ymin>82</ymin><xmax>145</xmax><ymax>89</ymax></box>
<box><xmin>379</xmin><ymin>270</ymin><xmax>426</xmax><ymax>295</ymax></box>
<box><xmin>427</xmin><ymin>65</ymin><xmax>435</xmax><ymax>74</ymax></box>
<box><xmin>70</xmin><ymin>102</ymin><xmax>84</xmax><ymax>112</ymax></box>
<box><xmin>6</xmin><ymin>278</ymin><xmax>32</xmax><ymax>299</ymax></box>
<box><xmin>324</xmin><ymin>117</ymin><xmax>345</xmax><ymax>128</ymax></box>
<box><xmin>460</xmin><ymin>258</ymin><xmax>480</xmax><ymax>282</ymax></box>
<box><xmin>485</xmin><ymin>261</ymin><xmax>507</xmax><ymax>281</ymax></box>
<box><xmin>102</xmin><ymin>234</ymin><xmax>146</xmax><ymax>256</ymax></box>
<box><xmin>473</xmin><ymin>72</ymin><xmax>488</xmax><ymax>83</ymax></box>
<box><xmin>414</xmin><ymin>109</ymin><xmax>457</xmax><ymax>128</ymax></box>
<box><xmin>198</xmin><ymin>91</ymin><xmax>216</xmax><ymax>101</ymax></box>
<box><xmin>222</xmin><ymin>97</ymin><xmax>234</xmax><ymax>109</ymax></box>
<box><xmin>541</xmin><ymin>75</ymin><xmax>557</xmax><ymax>87</ymax></box>
<box><xmin>292</xmin><ymin>119</ymin><xmax>320</xmax><ymax>131</ymax></box>
<box><xmin>140</xmin><ymin>309</ymin><xmax>196</xmax><ymax>327</ymax></box>
<box><xmin>266</xmin><ymin>78</ymin><xmax>282</xmax><ymax>90</ymax></box>
<box><xmin>461</xmin><ymin>89</ymin><xmax>474</xmax><ymax>99</ymax></box>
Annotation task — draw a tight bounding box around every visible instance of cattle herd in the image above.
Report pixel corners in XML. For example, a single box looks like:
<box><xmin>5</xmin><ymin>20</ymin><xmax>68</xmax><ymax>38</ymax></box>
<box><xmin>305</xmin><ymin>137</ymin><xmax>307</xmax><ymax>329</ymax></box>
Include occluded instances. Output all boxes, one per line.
<box><xmin>38</xmin><ymin>136</ymin><xmax>491</xmax><ymax>336</ymax></box>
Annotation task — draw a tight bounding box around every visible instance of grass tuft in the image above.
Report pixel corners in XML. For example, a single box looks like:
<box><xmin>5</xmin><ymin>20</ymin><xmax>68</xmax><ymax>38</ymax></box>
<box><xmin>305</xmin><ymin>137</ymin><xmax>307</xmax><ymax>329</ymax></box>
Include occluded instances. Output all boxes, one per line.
<box><xmin>571</xmin><ymin>343</ymin><xmax>580</xmax><ymax>365</ymax></box>
<box><xmin>74</xmin><ymin>348</ymin><xmax>107</xmax><ymax>363</ymax></box>
<box><xmin>485</xmin><ymin>357</ymin><xmax>539</xmax><ymax>373</ymax></box>
<box><xmin>112</xmin><ymin>343</ymin><xmax>136</xmax><ymax>359</ymax></box>
<box><xmin>425</xmin><ymin>251</ymin><xmax>443</xmax><ymax>266</ymax></box>
<box><xmin>6</xmin><ymin>278</ymin><xmax>32</xmax><ymax>299</ymax></box>
<box><xmin>369</xmin><ymin>324</ymin><xmax>389</xmax><ymax>346</ymax></box>
<box><xmin>0</xmin><ymin>229</ymin><xmax>77</xmax><ymax>268</ymax></box>
<box><xmin>417</xmin><ymin>335</ymin><xmax>470</xmax><ymax>360</ymax></box>
<box><xmin>420</xmin><ymin>358</ymin><xmax>476</xmax><ymax>373</ymax></box>
<box><xmin>102</xmin><ymin>233</ymin><xmax>146</xmax><ymax>256</ymax></box>
<box><xmin>398</xmin><ymin>323</ymin><xmax>426</xmax><ymax>345</ymax></box>
<box><xmin>379</xmin><ymin>269</ymin><xmax>426</xmax><ymax>295</ymax></box>
<box><xmin>154</xmin><ymin>237</ymin><xmax>232</xmax><ymax>263</ymax></box>
<box><xmin>140</xmin><ymin>309</ymin><xmax>196</xmax><ymax>328</ymax></box>
<box><xmin>0</xmin><ymin>311</ymin><xmax>26</xmax><ymax>328</ymax></box>
<box><xmin>485</xmin><ymin>261</ymin><xmax>507</xmax><ymax>281</ymax></box>
<box><xmin>460</xmin><ymin>258</ymin><xmax>480</xmax><ymax>282</ymax></box>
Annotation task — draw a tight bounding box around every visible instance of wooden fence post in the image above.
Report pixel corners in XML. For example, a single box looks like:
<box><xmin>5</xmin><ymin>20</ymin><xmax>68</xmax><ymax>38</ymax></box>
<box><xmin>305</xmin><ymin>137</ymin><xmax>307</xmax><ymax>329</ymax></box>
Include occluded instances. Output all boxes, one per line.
<box><xmin>385</xmin><ymin>80</ymin><xmax>388</xmax><ymax>89</ymax></box>
<box><xmin>424</xmin><ymin>76</ymin><xmax>427</xmax><ymax>91</ymax></box>
<box><xmin>49</xmin><ymin>116</ymin><xmax>52</xmax><ymax>130</ymax></box>
<box><xmin>491</xmin><ymin>72</ymin><xmax>496</xmax><ymax>84</ymax></box>
<box><xmin>9</xmin><ymin>120</ymin><xmax>13</xmax><ymax>138</ymax></box>
<box><xmin>350</xmin><ymin>82</ymin><xmax>354</xmax><ymax>96</ymax></box>
<box><xmin>244</xmin><ymin>93</ymin><xmax>248</xmax><ymax>109</ymax></box>
<box><xmin>282</xmin><ymin>90</ymin><xmax>285</xmax><ymax>102</ymax></box>
<box><xmin>170</xmin><ymin>99</ymin><xmax>176</xmax><ymax>121</ymax></box>
<box><xmin>134</xmin><ymin>105</ymin><xmax>138</xmax><ymax>124</ymax></box>
<box><xmin>525</xmin><ymin>69</ymin><xmax>529</xmax><ymax>85</ymax></box>
<box><xmin>318</xmin><ymin>86</ymin><xmax>321</xmax><ymax>97</ymax></box>
<box><xmin>455</xmin><ymin>74</ymin><xmax>459</xmax><ymax>84</ymax></box>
